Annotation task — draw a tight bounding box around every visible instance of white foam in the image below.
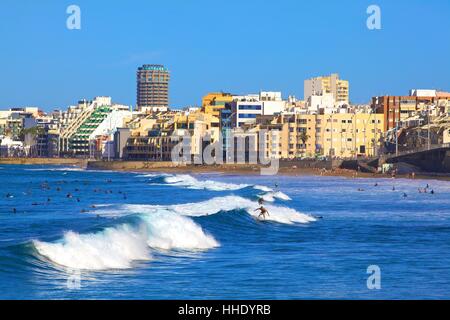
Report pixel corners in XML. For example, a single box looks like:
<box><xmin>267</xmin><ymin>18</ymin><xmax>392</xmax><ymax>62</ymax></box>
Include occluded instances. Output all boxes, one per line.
<box><xmin>125</xmin><ymin>196</ymin><xmax>315</xmax><ymax>225</ymax></box>
<box><xmin>259</xmin><ymin>191</ymin><xmax>292</xmax><ymax>202</ymax></box>
<box><xmin>143</xmin><ymin>174</ymin><xmax>290</xmax><ymax>202</ymax></box>
<box><xmin>253</xmin><ymin>185</ymin><xmax>273</xmax><ymax>192</ymax></box>
<box><xmin>163</xmin><ymin>174</ymin><xmax>249</xmax><ymax>191</ymax></box>
<box><xmin>33</xmin><ymin>212</ymin><xmax>219</xmax><ymax>270</ymax></box>
<box><xmin>33</xmin><ymin>224</ymin><xmax>151</xmax><ymax>270</ymax></box>
<box><xmin>141</xmin><ymin>212</ymin><xmax>219</xmax><ymax>250</ymax></box>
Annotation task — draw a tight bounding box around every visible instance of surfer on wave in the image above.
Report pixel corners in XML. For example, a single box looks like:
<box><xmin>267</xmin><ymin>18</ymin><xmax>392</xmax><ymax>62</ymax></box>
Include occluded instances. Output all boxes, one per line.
<box><xmin>255</xmin><ymin>206</ymin><xmax>270</xmax><ymax>220</ymax></box>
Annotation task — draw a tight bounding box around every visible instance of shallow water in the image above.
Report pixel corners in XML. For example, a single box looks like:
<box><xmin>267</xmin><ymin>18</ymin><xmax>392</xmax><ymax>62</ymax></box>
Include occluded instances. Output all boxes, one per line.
<box><xmin>0</xmin><ymin>164</ymin><xmax>449</xmax><ymax>299</ymax></box>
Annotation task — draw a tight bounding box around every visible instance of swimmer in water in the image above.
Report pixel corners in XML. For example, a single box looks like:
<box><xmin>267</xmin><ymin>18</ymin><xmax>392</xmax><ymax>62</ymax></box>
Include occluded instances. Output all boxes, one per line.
<box><xmin>254</xmin><ymin>206</ymin><xmax>270</xmax><ymax>220</ymax></box>
<box><xmin>258</xmin><ymin>198</ymin><xmax>264</xmax><ymax>205</ymax></box>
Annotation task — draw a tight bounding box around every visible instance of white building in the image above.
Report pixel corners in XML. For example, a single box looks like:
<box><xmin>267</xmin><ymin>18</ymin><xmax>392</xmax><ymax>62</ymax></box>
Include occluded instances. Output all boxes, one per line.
<box><xmin>409</xmin><ymin>89</ymin><xmax>437</xmax><ymax>97</ymax></box>
<box><xmin>307</xmin><ymin>93</ymin><xmax>340</xmax><ymax>114</ymax></box>
<box><xmin>231</xmin><ymin>92</ymin><xmax>286</xmax><ymax>127</ymax></box>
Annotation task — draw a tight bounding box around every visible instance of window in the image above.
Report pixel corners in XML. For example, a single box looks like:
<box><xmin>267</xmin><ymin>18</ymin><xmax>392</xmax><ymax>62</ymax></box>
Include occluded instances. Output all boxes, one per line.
<box><xmin>238</xmin><ymin>105</ymin><xmax>262</xmax><ymax>110</ymax></box>
<box><xmin>238</xmin><ymin>114</ymin><xmax>257</xmax><ymax>119</ymax></box>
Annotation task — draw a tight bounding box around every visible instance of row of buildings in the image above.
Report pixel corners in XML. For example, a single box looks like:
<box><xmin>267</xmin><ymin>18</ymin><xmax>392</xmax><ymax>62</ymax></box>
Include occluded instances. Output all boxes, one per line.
<box><xmin>1</xmin><ymin>66</ymin><xmax>450</xmax><ymax>162</ymax></box>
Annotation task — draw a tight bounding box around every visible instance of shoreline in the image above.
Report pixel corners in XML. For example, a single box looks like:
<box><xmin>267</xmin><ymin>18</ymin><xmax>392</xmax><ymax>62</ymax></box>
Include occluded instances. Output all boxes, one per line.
<box><xmin>0</xmin><ymin>158</ymin><xmax>87</xmax><ymax>166</ymax></box>
<box><xmin>1</xmin><ymin>157</ymin><xmax>449</xmax><ymax>181</ymax></box>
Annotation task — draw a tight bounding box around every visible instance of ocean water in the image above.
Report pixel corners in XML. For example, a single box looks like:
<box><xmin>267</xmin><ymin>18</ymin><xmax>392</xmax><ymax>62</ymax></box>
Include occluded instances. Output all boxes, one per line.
<box><xmin>0</xmin><ymin>164</ymin><xmax>450</xmax><ymax>299</ymax></box>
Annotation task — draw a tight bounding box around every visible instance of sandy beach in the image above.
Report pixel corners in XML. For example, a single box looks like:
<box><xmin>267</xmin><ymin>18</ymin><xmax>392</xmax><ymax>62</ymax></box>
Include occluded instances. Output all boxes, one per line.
<box><xmin>1</xmin><ymin>157</ymin><xmax>449</xmax><ymax>181</ymax></box>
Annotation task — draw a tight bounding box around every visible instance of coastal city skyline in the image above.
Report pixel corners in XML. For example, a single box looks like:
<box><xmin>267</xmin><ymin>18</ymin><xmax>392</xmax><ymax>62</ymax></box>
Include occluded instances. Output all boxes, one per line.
<box><xmin>1</xmin><ymin>62</ymin><xmax>449</xmax><ymax>168</ymax></box>
<box><xmin>1</xmin><ymin>0</ymin><xmax>450</xmax><ymax>110</ymax></box>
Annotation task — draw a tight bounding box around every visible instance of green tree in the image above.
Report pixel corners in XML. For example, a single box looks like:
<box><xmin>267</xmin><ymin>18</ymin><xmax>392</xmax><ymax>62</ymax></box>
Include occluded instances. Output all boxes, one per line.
<box><xmin>299</xmin><ymin>131</ymin><xmax>310</xmax><ymax>145</ymax></box>
<box><xmin>19</xmin><ymin>126</ymin><xmax>44</xmax><ymax>141</ymax></box>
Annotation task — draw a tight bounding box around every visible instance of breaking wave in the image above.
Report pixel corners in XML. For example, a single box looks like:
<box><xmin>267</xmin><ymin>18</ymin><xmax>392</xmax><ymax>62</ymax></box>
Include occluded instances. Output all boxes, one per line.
<box><xmin>33</xmin><ymin>225</ymin><xmax>151</xmax><ymax>270</ymax></box>
<box><xmin>259</xmin><ymin>191</ymin><xmax>292</xmax><ymax>202</ymax></box>
<box><xmin>162</xmin><ymin>174</ymin><xmax>249</xmax><ymax>191</ymax></box>
<box><xmin>33</xmin><ymin>212</ymin><xmax>219</xmax><ymax>271</ymax></box>
<box><xmin>145</xmin><ymin>174</ymin><xmax>292</xmax><ymax>201</ymax></box>
<box><xmin>124</xmin><ymin>196</ymin><xmax>315</xmax><ymax>225</ymax></box>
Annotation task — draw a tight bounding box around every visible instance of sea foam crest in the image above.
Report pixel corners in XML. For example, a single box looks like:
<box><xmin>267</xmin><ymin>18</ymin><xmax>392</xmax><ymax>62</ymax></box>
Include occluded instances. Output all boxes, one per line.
<box><xmin>141</xmin><ymin>211</ymin><xmax>219</xmax><ymax>250</ymax></box>
<box><xmin>33</xmin><ymin>224</ymin><xmax>151</xmax><ymax>270</ymax></box>
<box><xmin>125</xmin><ymin>196</ymin><xmax>315</xmax><ymax>225</ymax></box>
<box><xmin>162</xmin><ymin>174</ymin><xmax>249</xmax><ymax>191</ymax></box>
<box><xmin>33</xmin><ymin>212</ymin><xmax>219</xmax><ymax>270</ymax></box>
<box><xmin>148</xmin><ymin>174</ymin><xmax>291</xmax><ymax>200</ymax></box>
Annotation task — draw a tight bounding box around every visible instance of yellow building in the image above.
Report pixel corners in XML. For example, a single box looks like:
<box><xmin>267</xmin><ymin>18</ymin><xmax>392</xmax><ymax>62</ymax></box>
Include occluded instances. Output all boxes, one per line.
<box><xmin>256</xmin><ymin>111</ymin><xmax>384</xmax><ymax>159</ymax></box>
<box><xmin>201</xmin><ymin>92</ymin><xmax>234</xmax><ymax>118</ymax></box>
<box><xmin>257</xmin><ymin>114</ymin><xmax>318</xmax><ymax>159</ymax></box>
<box><xmin>304</xmin><ymin>73</ymin><xmax>349</xmax><ymax>104</ymax></box>
<box><xmin>317</xmin><ymin>112</ymin><xmax>384</xmax><ymax>158</ymax></box>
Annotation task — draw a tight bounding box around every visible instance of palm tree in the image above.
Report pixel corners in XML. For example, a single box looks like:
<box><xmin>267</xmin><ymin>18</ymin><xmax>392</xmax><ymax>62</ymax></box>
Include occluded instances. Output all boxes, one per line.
<box><xmin>299</xmin><ymin>131</ymin><xmax>310</xmax><ymax>146</ymax></box>
<box><xmin>19</xmin><ymin>126</ymin><xmax>45</xmax><ymax>157</ymax></box>
<box><xmin>297</xmin><ymin>131</ymin><xmax>310</xmax><ymax>158</ymax></box>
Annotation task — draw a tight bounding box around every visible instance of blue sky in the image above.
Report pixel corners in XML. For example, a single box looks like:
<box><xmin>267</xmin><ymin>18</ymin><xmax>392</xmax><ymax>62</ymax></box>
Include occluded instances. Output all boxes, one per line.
<box><xmin>0</xmin><ymin>0</ymin><xmax>449</xmax><ymax>111</ymax></box>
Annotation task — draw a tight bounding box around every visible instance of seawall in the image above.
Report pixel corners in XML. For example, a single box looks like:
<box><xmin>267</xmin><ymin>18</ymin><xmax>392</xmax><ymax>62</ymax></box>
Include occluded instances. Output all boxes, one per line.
<box><xmin>0</xmin><ymin>158</ymin><xmax>87</xmax><ymax>166</ymax></box>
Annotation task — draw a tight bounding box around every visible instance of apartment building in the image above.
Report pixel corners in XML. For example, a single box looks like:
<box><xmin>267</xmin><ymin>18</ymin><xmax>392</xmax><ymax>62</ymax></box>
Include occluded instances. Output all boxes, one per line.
<box><xmin>136</xmin><ymin>64</ymin><xmax>170</xmax><ymax>112</ymax></box>
<box><xmin>202</xmin><ymin>92</ymin><xmax>234</xmax><ymax>118</ymax></box>
<box><xmin>371</xmin><ymin>90</ymin><xmax>450</xmax><ymax>131</ymax></box>
<box><xmin>255</xmin><ymin>110</ymin><xmax>384</xmax><ymax>159</ymax></box>
<box><xmin>304</xmin><ymin>73</ymin><xmax>349</xmax><ymax>105</ymax></box>
<box><xmin>231</xmin><ymin>92</ymin><xmax>286</xmax><ymax>127</ymax></box>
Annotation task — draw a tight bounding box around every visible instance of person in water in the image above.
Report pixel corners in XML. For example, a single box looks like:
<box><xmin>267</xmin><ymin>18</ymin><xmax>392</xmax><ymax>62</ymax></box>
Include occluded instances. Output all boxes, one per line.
<box><xmin>255</xmin><ymin>206</ymin><xmax>270</xmax><ymax>220</ymax></box>
<box><xmin>258</xmin><ymin>198</ymin><xmax>264</xmax><ymax>205</ymax></box>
